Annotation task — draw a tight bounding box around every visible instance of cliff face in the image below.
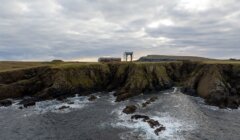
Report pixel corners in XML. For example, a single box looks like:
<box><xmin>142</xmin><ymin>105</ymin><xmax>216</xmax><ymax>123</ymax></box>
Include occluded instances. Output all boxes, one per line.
<box><xmin>183</xmin><ymin>64</ymin><xmax>240</xmax><ymax>108</ymax></box>
<box><xmin>0</xmin><ymin>62</ymin><xmax>240</xmax><ymax>108</ymax></box>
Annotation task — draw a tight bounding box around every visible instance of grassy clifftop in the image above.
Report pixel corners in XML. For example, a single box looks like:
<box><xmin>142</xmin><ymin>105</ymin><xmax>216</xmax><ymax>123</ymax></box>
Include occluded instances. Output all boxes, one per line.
<box><xmin>0</xmin><ymin>61</ymin><xmax>240</xmax><ymax>108</ymax></box>
<box><xmin>138</xmin><ymin>55</ymin><xmax>214</xmax><ymax>62</ymax></box>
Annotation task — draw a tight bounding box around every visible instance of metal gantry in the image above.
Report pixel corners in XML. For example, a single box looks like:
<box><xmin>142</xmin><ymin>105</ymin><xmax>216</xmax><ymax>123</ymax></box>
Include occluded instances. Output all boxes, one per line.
<box><xmin>124</xmin><ymin>51</ymin><xmax>133</xmax><ymax>62</ymax></box>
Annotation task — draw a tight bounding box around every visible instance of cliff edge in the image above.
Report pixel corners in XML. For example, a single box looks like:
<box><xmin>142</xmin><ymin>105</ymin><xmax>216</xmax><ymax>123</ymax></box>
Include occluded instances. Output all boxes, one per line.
<box><xmin>0</xmin><ymin>61</ymin><xmax>240</xmax><ymax>109</ymax></box>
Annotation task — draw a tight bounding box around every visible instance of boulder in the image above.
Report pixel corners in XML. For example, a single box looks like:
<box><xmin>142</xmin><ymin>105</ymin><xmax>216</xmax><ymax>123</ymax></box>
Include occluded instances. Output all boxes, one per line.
<box><xmin>122</xmin><ymin>105</ymin><xmax>137</xmax><ymax>114</ymax></box>
<box><xmin>0</xmin><ymin>99</ymin><xmax>12</xmax><ymax>107</ymax></box>
<box><xmin>116</xmin><ymin>92</ymin><xmax>134</xmax><ymax>102</ymax></box>
<box><xmin>142</xmin><ymin>102</ymin><xmax>147</xmax><ymax>108</ymax></box>
<box><xmin>142</xmin><ymin>96</ymin><xmax>158</xmax><ymax>108</ymax></box>
<box><xmin>147</xmin><ymin>119</ymin><xmax>160</xmax><ymax>128</ymax></box>
<box><xmin>149</xmin><ymin>96</ymin><xmax>158</xmax><ymax>102</ymax></box>
<box><xmin>18</xmin><ymin>106</ymin><xmax>23</xmax><ymax>109</ymax></box>
<box><xmin>154</xmin><ymin>126</ymin><xmax>166</xmax><ymax>136</ymax></box>
<box><xmin>88</xmin><ymin>95</ymin><xmax>97</xmax><ymax>101</ymax></box>
<box><xmin>19</xmin><ymin>98</ymin><xmax>37</xmax><ymax>108</ymax></box>
<box><xmin>131</xmin><ymin>114</ymin><xmax>150</xmax><ymax>122</ymax></box>
<box><xmin>205</xmin><ymin>91</ymin><xmax>240</xmax><ymax>109</ymax></box>
<box><xmin>58</xmin><ymin>106</ymin><xmax>70</xmax><ymax>110</ymax></box>
<box><xmin>23</xmin><ymin>101</ymin><xmax>36</xmax><ymax>108</ymax></box>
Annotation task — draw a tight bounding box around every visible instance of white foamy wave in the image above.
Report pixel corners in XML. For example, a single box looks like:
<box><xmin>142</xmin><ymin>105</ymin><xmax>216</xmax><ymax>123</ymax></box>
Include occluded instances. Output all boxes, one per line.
<box><xmin>193</xmin><ymin>96</ymin><xmax>240</xmax><ymax>112</ymax></box>
<box><xmin>23</xmin><ymin>95</ymin><xmax>90</xmax><ymax>116</ymax></box>
<box><xmin>108</xmin><ymin>91</ymin><xmax>117</xmax><ymax>105</ymax></box>
<box><xmin>163</xmin><ymin>87</ymin><xmax>179</xmax><ymax>95</ymax></box>
<box><xmin>111</xmin><ymin>108</ymin><xmax>195</xmax><ymax>140</ymax></box>
<box><xmin>201</xmin><ymin>104</ymin><xmax>240</xmax><ymax>112</ymax></box>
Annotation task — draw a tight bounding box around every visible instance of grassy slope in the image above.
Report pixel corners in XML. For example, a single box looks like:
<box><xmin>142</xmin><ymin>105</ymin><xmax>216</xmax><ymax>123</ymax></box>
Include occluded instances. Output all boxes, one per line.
<box><xmin>1</xmin><ymin>60</ymin><xmax>240</xmax><ymax>72</ymax></box>
<box><xmin>0</xmin><ymin>62</ymin><xmax>47</xmax><ymax>72</ymax></box>
<box><xmin>139</xmin><ymin>55</ymin><xmax>214</xmax><ymax>61</ymax></box>
<box><xmin>0</xmin><ymin>61</ymin><xmax>104</xmax><ymax>72</ymax></box>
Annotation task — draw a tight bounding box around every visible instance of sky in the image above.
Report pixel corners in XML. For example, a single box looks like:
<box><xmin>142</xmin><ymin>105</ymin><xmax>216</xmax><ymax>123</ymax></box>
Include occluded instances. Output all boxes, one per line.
<box><xmin>0</xmin><ymin>0</ymin><xmax>239</xmax><ymax>61</ymax></box>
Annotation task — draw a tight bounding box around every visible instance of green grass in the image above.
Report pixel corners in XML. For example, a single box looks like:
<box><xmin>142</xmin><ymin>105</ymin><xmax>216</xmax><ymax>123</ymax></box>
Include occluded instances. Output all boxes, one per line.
<box><xmin>0</xmin><ymin>61</ymin><xmax>103</xmax><ymax>72</ymax></box>
<box><xmin>202</xmin><ymin>60</ymin><xmax>240</xmax><ymax>64</ymax></box>
<box><xmin>1</xmin><ymin>60</ymin><xmax>240</xmax><ymax>72</ymax></box>
<box><xmin>0</xmin><ymin>61</ymin><xmax>47</xmax><ymax>72</ymax></box>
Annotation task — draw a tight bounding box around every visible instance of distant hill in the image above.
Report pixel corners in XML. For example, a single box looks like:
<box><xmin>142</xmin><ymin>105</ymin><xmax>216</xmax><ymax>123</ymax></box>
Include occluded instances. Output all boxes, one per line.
<box><xmin>138</xmin><ymin>55</ymin><xmax>215</xmax><ymax>62</ymax></box>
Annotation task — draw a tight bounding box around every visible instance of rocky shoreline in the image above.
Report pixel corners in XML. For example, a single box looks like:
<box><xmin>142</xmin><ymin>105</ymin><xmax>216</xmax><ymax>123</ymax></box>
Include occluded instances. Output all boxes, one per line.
<box><xmin>0</xmin><ymin>62</ymin><xmax>240</xmax><ymax>109</ymax></box>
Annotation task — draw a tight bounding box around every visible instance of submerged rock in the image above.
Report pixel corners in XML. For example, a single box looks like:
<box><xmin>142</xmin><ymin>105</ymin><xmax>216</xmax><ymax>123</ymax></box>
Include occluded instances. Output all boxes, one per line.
<box><xmin>88</xmin><ymin>95</ymin><xmax>97</xmax><ymax>101</ymax></box>
<box><xmin>18</xmin><ymin>106</ymin><xmax>23</xmax><ymax>109</ymax></box>
<box><xmin>19</xmin><ymin>98</ymin><xmax>37</xmax><ymax>108</ymax></box>
<box><xmin>122</xmin><ymin>105</ymin><xmax>137</xmax><ymax>114</ymax></box>
<box><xmin>154</xmin><ymin>126</ymin><xmax>166</xmax><ymax>136</ymax></box>
<box><xmin>0</xmin><ymin>99</ymin><xmax>12</xmax><ymax>107</ymax></box>
<box><xmin>131</xmin><ymin>114</ymin><xmax>166</xmax><ymax>136</ymax></box>
<box><xmin>147</xmin><ymin>119</ymin><xmax>160</xmax><ymax>128</ymax></box>
<box><xmin>58</xmin><ymin>106</ymin><xmax>70</xmax><ymax>110</ymax></box>
<box><xmin>23</xmin><ymin>101</ymin><xmax>36</xmax><ymax>108</ymax></box>
<box><xmin>131</xmin><ymin>114</ymin><xmax>150</xmax><ymax>122</ymax></box>
<box><xmin>142</xmin><ymin>96</ymin><xmax>158</xmax><ymax>108</ymax></box>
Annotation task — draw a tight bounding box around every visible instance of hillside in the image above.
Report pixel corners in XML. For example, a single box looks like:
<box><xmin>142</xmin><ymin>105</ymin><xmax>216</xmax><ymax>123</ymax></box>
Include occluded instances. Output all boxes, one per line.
<box><xmin>138</xmin><ymin>55</ymin><xmax>216</xmax><ymax>62</ymax></box>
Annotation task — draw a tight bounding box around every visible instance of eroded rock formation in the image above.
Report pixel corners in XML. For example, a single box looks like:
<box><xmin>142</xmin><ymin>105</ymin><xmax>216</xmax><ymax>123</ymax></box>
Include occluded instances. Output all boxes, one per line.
<box><xmin>0</xmin><ymin>62</ymin><xmax>240</xmax><ymax>109</ymax></box>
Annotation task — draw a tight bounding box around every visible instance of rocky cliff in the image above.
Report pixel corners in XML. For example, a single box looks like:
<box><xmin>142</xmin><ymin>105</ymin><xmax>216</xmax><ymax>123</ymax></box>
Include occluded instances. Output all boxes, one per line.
<box><xmin>0</xmin><ymin>62</ymin><xmax>240</xmax><ymax>109</ymax></box>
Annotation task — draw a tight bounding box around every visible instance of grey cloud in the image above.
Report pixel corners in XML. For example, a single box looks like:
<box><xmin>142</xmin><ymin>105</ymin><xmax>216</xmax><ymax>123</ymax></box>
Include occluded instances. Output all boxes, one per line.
<box><xmin>0</xmin><ymin>0</ymin><xmax>239</xmax><ymax>61</ymax></box>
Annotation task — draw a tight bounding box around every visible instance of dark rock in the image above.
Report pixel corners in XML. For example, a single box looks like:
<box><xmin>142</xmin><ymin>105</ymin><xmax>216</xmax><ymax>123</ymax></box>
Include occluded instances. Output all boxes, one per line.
<box><xmin>122</xmin><ymin>105</ymin><xmax>137</xmax><ymax>114</ymax></box>
<box><xmin>18</xmin><ymin>96</ymin><xmax>42</xmax><ymax>108</ymax></box>
<box><xmin>154</xmin><ymin>126</ymin><xmax>166</xmax><ymax>136</ymax></box>
<box><xmin>226</xmin><ymin>97</ymin><xmax>239</xmax><ymax>109</ymax></box>
<box><xmin>58</xmin><ymin>106</ymin><xmax>70</xmax><ymax>110</ymax></box>
<box><xmin>88</xmin><ymin>95</ymin><xmax>97</xmax><ymax>101</ymax></box>
<box><xmin>142</xmin><ymin>96</ymin><xmax>158</xmax><ymax>108</ymax></box>
<box><xmin>149</xmin><ymin>96</ymin><xmax>158</xmax><ymax>102</ymax></box>
<box><xmin>0</xmin><ymin>99</ymin><xmax>12</xmax><ymax>107</ymax></box>
<box><xmin>23</xmin><ymin>101</ymin><xmax>36</xmax><ymax>108</ymax></box>
<box><xmin>147</xmin><ymin>119</ymin><xmax>160</xmax><ymax>128</ymax></box>
<box><xmin>19</xmin><ymin>98</ymin><xmax>37</xmax><ymax>108</ymax></box>
<box><xmin>205</xmin><ymin>91</ymin><xmax>240</xmax><ymax>109</ymax></box>
<box><xmin>142</xmin><ymin>103</ymin><xmax>147</xmax><ymax>107</ymax></box>
<box><xmin>56</xmin><ymin>96</ymin><xmax>67</xmax><ymax>101</ymax></box>
<box><xmin>230</xmin><ymin>88</ymin><xmax>237</xmax><ymax>95</ymax></box>
<box><xmin>18</xmin><ymin>106</ymin><xmax>23</xmax><ymax>109</ymax></box>
<box><xmin>181</xmin><ymin>87</ymin><xmax>197</xmax><ymax>96</ymax></box>
<box><xmin>131</xmin><ymin>114</ymin><xmax>150</xmax><ymax>122</ymax></box>
<box><xmin>116</xmin><ymin>92</ymin><xmax>135</xmax><ymax>102</ymax></box>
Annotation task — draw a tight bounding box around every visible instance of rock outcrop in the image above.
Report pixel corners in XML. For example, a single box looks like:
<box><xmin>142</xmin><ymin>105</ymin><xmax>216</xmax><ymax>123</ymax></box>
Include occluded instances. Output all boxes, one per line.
<box><xmin>131</xmin><ymin>114</ymin><xmax>166</xmax><ymax>136</ymax></box>
<box><xmin>131</xmin><ymin>114</ymin><xmax>150</xmax><ymax>121</ymax></box>
<box><xmin>0</xmin><ymin>99</ymin><xmax>12</xmax><ymax>107</ymax></box>
<box><xmin>183</xmin><ymin>64</ymin><xmax>240</xmax><ymax>109</ymax></box>
<box><xmin>142</xmin><ymin>96</ymin><xmax>158</xmax><ymax>108</ymax></box>
<box><xmin>88</xmin><ymin>95</ymin><xmax>97</xmax><ymax>101</ymax></box>
<box><xmin>122</xmin><ymin>105</ymin><xmax>137</xmax><ymax>114</ymax></box>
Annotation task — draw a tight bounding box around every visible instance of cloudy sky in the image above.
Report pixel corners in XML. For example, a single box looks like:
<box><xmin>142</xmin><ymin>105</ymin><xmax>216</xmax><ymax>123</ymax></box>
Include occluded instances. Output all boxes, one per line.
<box><xmin>0</xmin><ymin>0</ymin><xmax>239</xmax><ymax>61</ymax></box>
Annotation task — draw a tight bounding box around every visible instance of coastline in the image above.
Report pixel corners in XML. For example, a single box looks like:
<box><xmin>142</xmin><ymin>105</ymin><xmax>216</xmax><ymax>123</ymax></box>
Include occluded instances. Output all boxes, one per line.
<box><xmin>0</xmin><ymin>61</ymin><xmax>240</xmax><ymax>109</ymax></box>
